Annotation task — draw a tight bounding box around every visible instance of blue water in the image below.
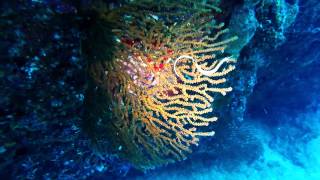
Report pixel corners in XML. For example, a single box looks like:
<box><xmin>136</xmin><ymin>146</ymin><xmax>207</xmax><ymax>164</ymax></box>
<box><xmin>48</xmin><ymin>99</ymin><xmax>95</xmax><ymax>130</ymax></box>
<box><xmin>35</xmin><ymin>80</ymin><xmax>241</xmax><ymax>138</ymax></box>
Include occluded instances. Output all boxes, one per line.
<box><xmin>0</xmin><ymin>0</ymin><xmax>319</xmax><ymax>179</ymax></box>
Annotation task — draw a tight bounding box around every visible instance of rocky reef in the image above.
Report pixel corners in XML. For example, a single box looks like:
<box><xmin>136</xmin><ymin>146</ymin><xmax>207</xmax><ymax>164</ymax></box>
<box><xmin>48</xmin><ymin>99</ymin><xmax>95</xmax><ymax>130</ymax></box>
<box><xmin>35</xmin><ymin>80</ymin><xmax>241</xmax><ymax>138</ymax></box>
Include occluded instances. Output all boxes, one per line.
<box><xmin>1</xmin><ymin>0</ymin><xmax>319</xmax><ymax>179</ymax></box>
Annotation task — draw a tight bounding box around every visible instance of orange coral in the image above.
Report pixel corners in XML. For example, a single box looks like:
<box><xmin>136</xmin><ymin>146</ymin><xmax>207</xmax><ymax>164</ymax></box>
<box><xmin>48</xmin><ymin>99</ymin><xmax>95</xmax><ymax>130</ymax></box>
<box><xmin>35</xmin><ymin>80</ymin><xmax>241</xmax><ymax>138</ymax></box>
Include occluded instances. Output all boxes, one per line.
<box><xmin>89</xmin><ymin>0</ymin><xmax>237</xmax><ymax>169</ymax></box>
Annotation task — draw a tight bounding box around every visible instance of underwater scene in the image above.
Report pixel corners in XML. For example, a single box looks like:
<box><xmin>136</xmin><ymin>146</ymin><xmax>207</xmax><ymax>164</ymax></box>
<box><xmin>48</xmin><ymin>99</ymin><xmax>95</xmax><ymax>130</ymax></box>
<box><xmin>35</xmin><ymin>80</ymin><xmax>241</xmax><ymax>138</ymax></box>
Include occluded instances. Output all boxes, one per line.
<box><xmin>0</xmin><ymin>0</ymin><xmax>319</xmax><ymax>179</ymax></box>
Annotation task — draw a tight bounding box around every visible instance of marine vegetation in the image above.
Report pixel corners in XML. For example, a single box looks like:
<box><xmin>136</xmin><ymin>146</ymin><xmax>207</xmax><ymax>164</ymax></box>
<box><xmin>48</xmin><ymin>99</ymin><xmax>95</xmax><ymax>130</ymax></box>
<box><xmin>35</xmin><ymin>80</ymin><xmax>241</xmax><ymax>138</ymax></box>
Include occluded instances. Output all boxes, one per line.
<box><xmin>84</xmin><ymin>0</ymin><xmax>238</xmax><ymax>169</ymax></box>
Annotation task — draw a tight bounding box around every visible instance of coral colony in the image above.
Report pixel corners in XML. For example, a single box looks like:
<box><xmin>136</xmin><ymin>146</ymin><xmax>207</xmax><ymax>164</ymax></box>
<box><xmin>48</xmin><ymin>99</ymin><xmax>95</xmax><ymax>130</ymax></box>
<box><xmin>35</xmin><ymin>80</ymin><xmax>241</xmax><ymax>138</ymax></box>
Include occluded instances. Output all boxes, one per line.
<box><xmin>89</xmin><ymin>0</ymin><xmax>238</xmax><ymax>169</ymax></box>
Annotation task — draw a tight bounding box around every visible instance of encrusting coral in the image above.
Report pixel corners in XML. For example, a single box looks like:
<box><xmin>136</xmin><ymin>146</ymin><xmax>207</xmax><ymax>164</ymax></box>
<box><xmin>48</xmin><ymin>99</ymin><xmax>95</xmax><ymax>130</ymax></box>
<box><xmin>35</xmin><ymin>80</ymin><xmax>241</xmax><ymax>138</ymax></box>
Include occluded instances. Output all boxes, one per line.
<box><xmin>87</xmin><ymin>0</ymin><xmax>238</xmax><ymax>169</ymax></box>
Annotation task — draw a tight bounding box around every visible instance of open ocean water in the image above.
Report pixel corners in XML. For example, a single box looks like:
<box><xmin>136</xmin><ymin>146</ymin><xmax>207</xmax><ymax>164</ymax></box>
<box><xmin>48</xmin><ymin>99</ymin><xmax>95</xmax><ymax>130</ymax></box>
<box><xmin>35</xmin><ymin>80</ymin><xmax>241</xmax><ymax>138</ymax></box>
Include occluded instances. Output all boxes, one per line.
<box><xmin>0</xmin><ymin>0</ymin><xmax>319</xmax><ymax>179</ymax></box>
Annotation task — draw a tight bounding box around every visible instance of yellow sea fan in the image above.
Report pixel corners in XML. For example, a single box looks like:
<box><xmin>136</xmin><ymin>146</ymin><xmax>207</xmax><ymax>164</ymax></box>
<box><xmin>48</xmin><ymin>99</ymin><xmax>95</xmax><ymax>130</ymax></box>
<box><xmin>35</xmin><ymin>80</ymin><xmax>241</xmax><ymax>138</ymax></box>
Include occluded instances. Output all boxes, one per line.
<box><xmin>88</xmin><ymin>0</ymin><xmax>237</xmax><ymax>169</ymax></box>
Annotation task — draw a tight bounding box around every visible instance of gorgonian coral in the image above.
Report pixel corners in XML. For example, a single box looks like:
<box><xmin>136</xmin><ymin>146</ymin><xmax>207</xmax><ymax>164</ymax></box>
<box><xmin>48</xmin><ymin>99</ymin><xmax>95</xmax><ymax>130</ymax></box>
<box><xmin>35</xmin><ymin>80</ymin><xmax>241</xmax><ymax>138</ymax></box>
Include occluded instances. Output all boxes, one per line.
<box><xmin>87</xmin><ymin>0</ymin><xmax>237</xmax><ymax>169</ymax></box>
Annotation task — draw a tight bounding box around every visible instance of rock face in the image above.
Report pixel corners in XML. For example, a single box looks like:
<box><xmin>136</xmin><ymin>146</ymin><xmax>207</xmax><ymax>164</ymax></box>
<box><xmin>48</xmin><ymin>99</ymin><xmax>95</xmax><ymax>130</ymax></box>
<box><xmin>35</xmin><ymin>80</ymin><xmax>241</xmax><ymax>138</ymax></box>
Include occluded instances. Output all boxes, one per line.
<box><xmin>247</xmin><ymin>0</ymin><xmax>320</xmax><ymax>123</ymax></box>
